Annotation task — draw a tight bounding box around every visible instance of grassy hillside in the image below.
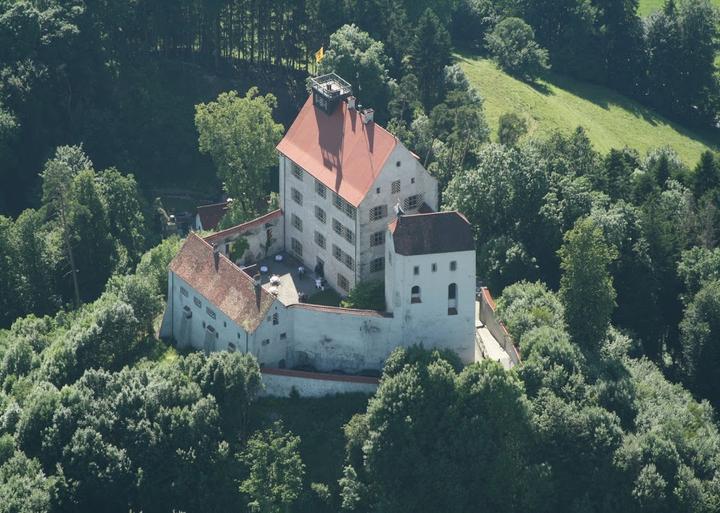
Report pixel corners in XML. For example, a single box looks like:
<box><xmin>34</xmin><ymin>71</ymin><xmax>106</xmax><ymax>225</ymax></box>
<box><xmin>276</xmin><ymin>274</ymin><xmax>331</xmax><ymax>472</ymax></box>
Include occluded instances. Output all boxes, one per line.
<box><xmin>639</xmin><ymin>0</ymin><xmax>720</xmax><ymax>16</ymax></box>
<box><xmin>458</xmin><ymin>55</ymin><xmax>718</xmax><ymax>166</ymax></box>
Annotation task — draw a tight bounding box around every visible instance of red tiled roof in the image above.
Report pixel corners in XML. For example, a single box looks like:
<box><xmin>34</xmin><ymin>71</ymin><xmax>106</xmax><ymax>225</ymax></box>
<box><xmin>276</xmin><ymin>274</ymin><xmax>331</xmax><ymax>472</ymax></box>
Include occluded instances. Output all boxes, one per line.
<box><xmin>170</xmin><ymin>233</ymin><xmax>276</xmax><ymax>333</ymax></box>
<box><xmin>261</xmin><ymin>367</ymin><xmax>380</xmax><ymax>384</ymax></box>
<box><xmin>204</xmin><ymin>209</ymin><xmax>283</xmax><ymax>244</ymax></box>
<box><xmin>276</xmin><ymin>96</ymin><xmax>398</xmax><ymax>207</ymax></box>
<box><xmin>196</xmin><ymin>201</ymin><xmax>229</xmax><ymax>231</ymax></box>
<box><xmin>389</xmin><ymin>211</ymin><xmax>474</xmax><ymax>256</ymax></box>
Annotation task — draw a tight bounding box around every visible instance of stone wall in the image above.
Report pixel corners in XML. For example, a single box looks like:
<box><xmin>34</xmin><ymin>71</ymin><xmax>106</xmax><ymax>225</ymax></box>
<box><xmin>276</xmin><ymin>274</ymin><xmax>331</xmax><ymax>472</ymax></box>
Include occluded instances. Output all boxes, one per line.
<box><xmin>286</xmin><ymin>304</ymin><xmax>395</xmax><ymax>372</ymax></box>
<box><xmin>260</xmin><ymin>367</ymin><xmax>378</xmax><ymax>397</ymax></box>
<box><xmin>478</xmin><ymin>287</ymin><xmax>521</xmax><ymax>366</ymax></box>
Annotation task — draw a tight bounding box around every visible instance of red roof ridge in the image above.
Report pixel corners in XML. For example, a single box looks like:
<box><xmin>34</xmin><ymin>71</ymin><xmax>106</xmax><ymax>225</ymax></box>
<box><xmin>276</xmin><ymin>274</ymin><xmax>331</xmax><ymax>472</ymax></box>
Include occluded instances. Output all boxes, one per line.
<box><xmin>261</xmin><ymin>366</ymin><xmax>380</xmax><ymax>384</ymax></box>
<box><xmin>204</xmin><ymin>209</ymin><xmax>283</xmax><ymax>243</ymax></box>
<box><xmin>287</xmin><ymin>303</ymin><xmax>391</xmax><ymax>318</ymax></box>
<box><xmin>197</xmin><ymin>200</ymin><xmax>229</xmax><ymax>209</ymax></box>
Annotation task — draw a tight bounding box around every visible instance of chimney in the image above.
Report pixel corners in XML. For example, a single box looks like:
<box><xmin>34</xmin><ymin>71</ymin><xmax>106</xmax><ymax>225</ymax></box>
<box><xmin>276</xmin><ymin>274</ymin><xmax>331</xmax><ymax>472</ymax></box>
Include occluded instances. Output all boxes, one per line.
<box><xmin>213</xmin><ymin>244</ymin><xmax>220</xmax><ymax>270</ymax></box>
<box><xmin>361</xmin><ymin>108</ymin><xmax>374</xmax><ymax>125</ymax></box>
<box><xmin>347</xmin><ymin>96</ymin><xmax>356</xmax><ymax>110</ymax></box>
<box><xmin>253</xmin><ymin>273</ymin><xmax>262</xmax><ymax>307</ymax></box>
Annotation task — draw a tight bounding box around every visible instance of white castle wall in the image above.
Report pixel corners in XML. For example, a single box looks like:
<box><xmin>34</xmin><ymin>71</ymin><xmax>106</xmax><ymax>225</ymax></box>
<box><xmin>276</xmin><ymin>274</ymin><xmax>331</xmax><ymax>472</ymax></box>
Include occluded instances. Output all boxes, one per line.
<box><xmin>357</xmin><ymin>143</ymin><xmax>439</xmax><ymax>282</ymax></box>
<box><xmin>285</xmin><ymin>305</ymin><xmax>396</xmax><ymax>372</ymax></box>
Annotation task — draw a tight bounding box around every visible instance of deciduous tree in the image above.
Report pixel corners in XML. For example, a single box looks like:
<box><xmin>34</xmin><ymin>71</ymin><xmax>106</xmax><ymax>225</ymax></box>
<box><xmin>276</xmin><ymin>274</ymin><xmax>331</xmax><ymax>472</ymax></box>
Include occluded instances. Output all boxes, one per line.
<box><xmin>558</xmin><ymin>217</ymin><xmax>618</xmax><ymax>350</ymax></box>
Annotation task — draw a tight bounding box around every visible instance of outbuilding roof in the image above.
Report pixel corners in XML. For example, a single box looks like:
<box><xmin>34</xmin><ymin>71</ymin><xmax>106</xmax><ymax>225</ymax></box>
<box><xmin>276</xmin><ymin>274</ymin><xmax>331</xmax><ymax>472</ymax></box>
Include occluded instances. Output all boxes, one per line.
<box><xmin>389</xmin><ymin>211</ymin><xmax>474</xmax><ymax>256</ymax></box>
<box><xmin>196</xmin><ymin>201</ymin><xmax>229</xmax><ymax>231</ymax></box>
<box><xmin>169</xmin><ymin>233</ymin><xmax>276</xmax><ymax>333</ymax></box>
<box><xmin>276</xmin><ymin>96</ymin><xmax>398</xmax><ymax>207</ymax></box>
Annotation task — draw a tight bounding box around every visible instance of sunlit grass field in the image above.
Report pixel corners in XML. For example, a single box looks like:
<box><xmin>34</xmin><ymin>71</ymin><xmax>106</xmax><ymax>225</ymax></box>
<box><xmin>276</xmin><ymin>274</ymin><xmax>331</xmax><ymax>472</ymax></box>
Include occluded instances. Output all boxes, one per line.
<box><xmin>458</xmin><ymin>55</ymin><xmax>718</xmax><ymax>166</ymax></box>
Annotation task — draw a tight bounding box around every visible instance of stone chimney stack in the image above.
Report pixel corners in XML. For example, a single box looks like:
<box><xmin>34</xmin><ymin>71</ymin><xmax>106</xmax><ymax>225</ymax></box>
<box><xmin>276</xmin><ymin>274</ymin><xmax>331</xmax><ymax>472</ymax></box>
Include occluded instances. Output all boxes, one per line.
<box><xmin>213</xmin><ymin>244</ymin><xmax>220</xmax><ymax>270</ymax></box>
<box><xmin>361</xmin><ymin>108</ymin><xmax>374</xmax><ymax>125</ymax></box>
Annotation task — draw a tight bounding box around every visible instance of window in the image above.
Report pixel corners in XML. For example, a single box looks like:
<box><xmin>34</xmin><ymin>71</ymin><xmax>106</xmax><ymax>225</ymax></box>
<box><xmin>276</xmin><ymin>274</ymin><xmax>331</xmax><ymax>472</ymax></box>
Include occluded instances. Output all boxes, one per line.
<box><xmin>206</xmin><ymin>307</ymin><xmax>216</xmax><ymax>319</ymax></box>
<box><xmin>291</xmin><ymin>187</ymin><xmax>303</xmax><ymax>205</ymax></box>
<box><xmin>411</xmin><ymin>286</ymin><xmax>421</xmax><ymax>303</ymax></box>
<box><xmin>332</xmin><ymin>244</ymin><xmax>354</xmax><ymax>270</ymax></box>
<box><xmin>182</xmin><ymin>305</ymin><xmax>192</xmax><ymax>319</ymax></box>
<box><xmin>333</xmin><ymin>218</ymin><xmax>354</xmax><ymax>244</ymax></box>
<box><xmin>411</xmin><ymin>177</ymin><xmax>415</xmax><ymax>184</ymax></box>
<box><xmin>227</xmin><ymin>342</ymin><xmax>237</xmax><ymax>352</ymax></box>
<box><xmin>413</xmin><ymin>265</ymin><xmax>419</xmax><ymax>276</ymax></box>
<box><xmin>314</xmin><ymin>231</ymin><xmax>326</xmax><ymax>249</ymax></box>
<box><xmin>403</xmin><ymin>193</ymin><xmax>422</xmax><ymax>211</ymax></box>
<box><xmin>369</xmin><ymin>205</ymin><xmax>387</xmax><ymax>222</ymax></box>
<box><xmin>272</xmin><ymin>312</ymin><xmax>279</xmax><ymax>325</ymax></box>
<box><xmin>338</xmin><ymin>273</ymin><xmax>350</xmax><ymax>291</ymax></box>
<box><xmin>315</xmin><ymin>179</ymin><xmax>327</xmax><ymax>198</ymax></box>
<box><xmin>370</xmin><ymin>231</ymin><xmax>385</xmax><ymax>247</ymax></box>
<box><xmin>448</xmin><ymin>283</ymin><xmax>458</xmax><ymax>315</ymax></box>
<box><xmin>194</xmin><ymin>296</ymin><xmax>202</xmax><ymax>308</ymax></box>
<box><xmin>291</xmin><ymin>237</ymin><xmax>303</xmax><ymax>257</ymax></box>
<box><xmin>450</xmin><ymin>261</ymin><xmax>457</xmax><ymax>271</ymax></box>
<box><xmin>370</xmin><ymin>257</ymin><xmax>385</xmax><ymax>273</ymax></box>
<box><xmin>261</xmin><ymin>339</ymin><xmax>270</xmax><ymax>346</ymax></box>
<box><xmin>291</xmin><ymin>162</ymin><xmax>303</xmax><ymax>180</ymax></box>
<box><xmin>396</xmin><ymin>160</ymin><xmax>401</xmax><ymax>167</ymax></box>
<box><xmin>376</xmin><ymin>187</ymin><xmax>381</xmax><ymax>194</ymax></box>
<box><xmin>333</xmin><ymin>192</ymin><xmax>356</xmax><ymax>219</ymax></box>
<box><xmin>180</xmin><ymin>287</ymin><xmax>188</xmax><ymax>297</ymax></box>
<box><xmin>315</xmin><ymin>206</ymin><xmax>326</xmax><ymax>224</ymax></box>
<box><xmin>431</xmin><ymin>263</ymin><xmax>437</xmax><ymax>272</ymax></box>
<box><xmin>280</xmin><ymin>332</ymin><xmax>287</xmax><ymax>340</ymax></box>
<box><xmin>391</xmin><ymin>180</ymin><xmax>401</xmax><ymax>194</ymax></box>
<box><xmin>291</xmin><ymin>214</ymin><xmax>303</xmax><ymax>232</ymax></box>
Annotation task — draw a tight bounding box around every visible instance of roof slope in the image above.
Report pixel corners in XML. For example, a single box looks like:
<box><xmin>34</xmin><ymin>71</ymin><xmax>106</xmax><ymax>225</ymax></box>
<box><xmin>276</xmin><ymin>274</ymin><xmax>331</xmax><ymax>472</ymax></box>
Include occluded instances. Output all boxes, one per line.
<box><xmin>204</xmin><ymin>209</ymin><xmax>282</xmax><ymax>245</ymax></box>
<box><xmin>276</xmin><ymin>96</ymin><xmax>398</xmax><ymax>207</ymax></box>
<box><xmin>169</xmin><ymin>233</ymin><xmax>275</xmax><ymax>333</ymax></box>
<box><xmin>196</xmin><ymin>201</ymin><xmax>229</xmax><ymax>231</ymax></box>
<box><xmin>389</xmin><ymin>212</ymin><xmax>474</xmax><ymax>256</ymax></box>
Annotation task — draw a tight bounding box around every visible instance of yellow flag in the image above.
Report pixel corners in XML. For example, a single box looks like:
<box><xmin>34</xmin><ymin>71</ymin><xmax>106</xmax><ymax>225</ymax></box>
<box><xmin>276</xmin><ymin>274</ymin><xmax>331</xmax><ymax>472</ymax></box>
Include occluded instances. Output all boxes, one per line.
<box><xmin>315</xmin><ymin>46</ymin><xmax>324</xmax><ymax>63</ymax></box>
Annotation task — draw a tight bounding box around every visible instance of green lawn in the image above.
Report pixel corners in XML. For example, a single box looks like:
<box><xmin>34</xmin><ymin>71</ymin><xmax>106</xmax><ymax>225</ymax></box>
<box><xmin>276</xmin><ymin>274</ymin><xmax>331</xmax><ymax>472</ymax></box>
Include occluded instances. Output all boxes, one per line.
<box><xmin>458</xmin><ymin>55</ymin><xmax>718</xmax><ymax>166</ymax></box>
<box><xmin>638</xmin><ymin>0</ymin><xmax>720</xmax><ymax>16</ymax></box>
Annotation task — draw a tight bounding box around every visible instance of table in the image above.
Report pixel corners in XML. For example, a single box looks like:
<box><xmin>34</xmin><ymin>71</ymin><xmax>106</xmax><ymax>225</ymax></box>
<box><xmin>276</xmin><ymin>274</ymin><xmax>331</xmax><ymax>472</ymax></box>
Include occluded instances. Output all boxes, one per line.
<box><xmin>260</xmin><ymin>265</ymin><xmax>269</xmax><ymax>274</ymax></box>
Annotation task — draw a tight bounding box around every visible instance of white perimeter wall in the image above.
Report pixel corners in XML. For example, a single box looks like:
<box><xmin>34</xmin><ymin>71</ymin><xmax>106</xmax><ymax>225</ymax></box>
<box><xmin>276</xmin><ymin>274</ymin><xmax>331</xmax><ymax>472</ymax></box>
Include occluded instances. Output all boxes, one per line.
<box><xmin>261</xmin><ymin>371</ymin><xmax>378</xmax><ymax>397</ymax></box>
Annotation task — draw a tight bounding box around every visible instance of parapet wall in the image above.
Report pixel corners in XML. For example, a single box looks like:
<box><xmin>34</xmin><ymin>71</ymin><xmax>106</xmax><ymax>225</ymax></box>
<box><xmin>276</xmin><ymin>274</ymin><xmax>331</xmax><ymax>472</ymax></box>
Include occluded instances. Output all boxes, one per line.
<box><xmin>478</xmin><ymin>287</ymin><xmax>521</xmax><ymax>366</ymax></box>
<box><xmin>261</xmin><ymin>367</ymin><xmax>379</xmax><ymax>397</ymax></box>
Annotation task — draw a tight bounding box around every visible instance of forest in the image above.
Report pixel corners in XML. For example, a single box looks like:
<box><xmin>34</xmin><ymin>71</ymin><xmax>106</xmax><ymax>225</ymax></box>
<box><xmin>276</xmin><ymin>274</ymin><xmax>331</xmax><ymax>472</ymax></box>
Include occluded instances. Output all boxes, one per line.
<box><xmin>1</xmin><ymin>0</ymin><xmax>720</xmax><ymax>512</ymax></box>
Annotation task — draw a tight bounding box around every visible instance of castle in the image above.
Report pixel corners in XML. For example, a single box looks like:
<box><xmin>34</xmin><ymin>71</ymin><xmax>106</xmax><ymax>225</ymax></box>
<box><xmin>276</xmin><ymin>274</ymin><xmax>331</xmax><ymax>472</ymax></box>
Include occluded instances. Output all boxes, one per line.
<box><xmin>161</xmin><ymin>74</ymin><xmax>513</xmax><ymax>392</ymax></box>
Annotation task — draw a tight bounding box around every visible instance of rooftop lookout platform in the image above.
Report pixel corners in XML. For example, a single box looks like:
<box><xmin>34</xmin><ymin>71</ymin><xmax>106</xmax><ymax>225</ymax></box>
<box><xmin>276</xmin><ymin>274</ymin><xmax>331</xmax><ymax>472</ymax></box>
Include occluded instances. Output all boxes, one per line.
<box><xmin>243</xmin><ymin>252</ymin><xmax>340</xmax><ymax>307</ymax></box>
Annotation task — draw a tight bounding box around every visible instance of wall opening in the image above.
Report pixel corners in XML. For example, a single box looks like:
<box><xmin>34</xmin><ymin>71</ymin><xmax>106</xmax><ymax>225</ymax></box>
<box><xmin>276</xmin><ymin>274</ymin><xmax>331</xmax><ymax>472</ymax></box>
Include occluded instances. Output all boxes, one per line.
<box><xmin>448</xmin><ymin>283</ymin><xmax>458</xmax><ymax>315</ymax></box>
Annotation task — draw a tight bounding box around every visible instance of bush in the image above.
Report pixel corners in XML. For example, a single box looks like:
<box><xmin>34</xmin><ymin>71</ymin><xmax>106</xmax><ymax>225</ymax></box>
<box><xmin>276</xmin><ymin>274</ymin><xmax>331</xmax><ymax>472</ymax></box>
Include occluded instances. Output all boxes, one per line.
<box><xmin>341</xmin><ymin>281</ymin><xmax>385</xmax><ymax>311</ymax></box>
<box><xmin>485</xmin><ymin>17</ymin><xmax>549</xmax><ymax>81</ymax></box>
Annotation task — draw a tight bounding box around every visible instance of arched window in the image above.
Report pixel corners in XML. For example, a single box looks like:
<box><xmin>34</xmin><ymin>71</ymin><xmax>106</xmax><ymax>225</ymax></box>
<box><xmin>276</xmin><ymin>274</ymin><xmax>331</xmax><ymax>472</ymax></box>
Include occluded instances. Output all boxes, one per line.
<box><xmin>411</xmin><ymin>286</ymin><xmax>422</xmax><ymax>303</ymax></box>
<box><xmin>448</xmin><ymin>283</ymin><xmax>458</xmax><ymax>315</ymax></box>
